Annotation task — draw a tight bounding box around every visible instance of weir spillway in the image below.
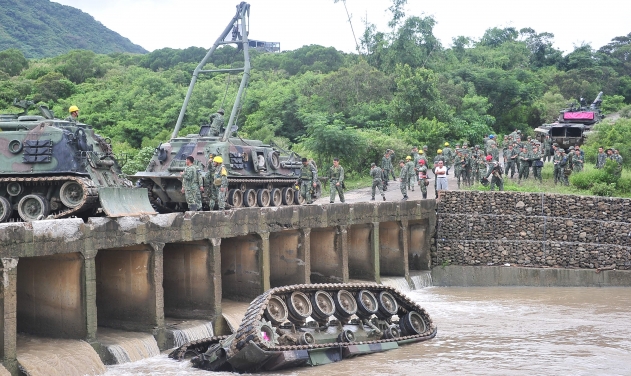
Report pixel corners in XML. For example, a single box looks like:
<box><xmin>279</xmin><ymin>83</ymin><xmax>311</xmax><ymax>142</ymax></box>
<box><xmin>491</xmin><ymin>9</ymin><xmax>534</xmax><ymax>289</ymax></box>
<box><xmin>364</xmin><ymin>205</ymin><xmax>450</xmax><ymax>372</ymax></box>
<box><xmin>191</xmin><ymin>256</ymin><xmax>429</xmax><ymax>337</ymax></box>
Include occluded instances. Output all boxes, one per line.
<box><xmin>0</xmin><ymin>200</ymin><xmax>435</xmax><ymax>374</ymax></box>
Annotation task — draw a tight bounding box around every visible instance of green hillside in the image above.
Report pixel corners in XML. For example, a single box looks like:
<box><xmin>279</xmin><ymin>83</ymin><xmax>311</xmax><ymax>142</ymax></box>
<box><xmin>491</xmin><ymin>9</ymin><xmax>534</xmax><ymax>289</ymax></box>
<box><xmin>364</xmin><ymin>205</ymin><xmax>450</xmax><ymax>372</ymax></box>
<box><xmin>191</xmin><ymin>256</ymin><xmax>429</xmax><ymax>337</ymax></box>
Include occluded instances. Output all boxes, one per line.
<box><xmin>0</xmin><ymin>0</ymin><xmax>146</xmax><ymax>58</ymax></box>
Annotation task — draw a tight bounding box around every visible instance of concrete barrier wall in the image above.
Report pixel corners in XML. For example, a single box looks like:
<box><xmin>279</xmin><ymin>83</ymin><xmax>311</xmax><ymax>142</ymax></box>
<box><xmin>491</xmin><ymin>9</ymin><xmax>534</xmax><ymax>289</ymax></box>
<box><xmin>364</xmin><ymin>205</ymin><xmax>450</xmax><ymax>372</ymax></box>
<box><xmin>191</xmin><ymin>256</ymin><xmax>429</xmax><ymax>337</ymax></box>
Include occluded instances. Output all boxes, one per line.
<box><xmin>435</xmin><ymin>191</ymin><xmax>631</xmax><ymax>270</ymax></box>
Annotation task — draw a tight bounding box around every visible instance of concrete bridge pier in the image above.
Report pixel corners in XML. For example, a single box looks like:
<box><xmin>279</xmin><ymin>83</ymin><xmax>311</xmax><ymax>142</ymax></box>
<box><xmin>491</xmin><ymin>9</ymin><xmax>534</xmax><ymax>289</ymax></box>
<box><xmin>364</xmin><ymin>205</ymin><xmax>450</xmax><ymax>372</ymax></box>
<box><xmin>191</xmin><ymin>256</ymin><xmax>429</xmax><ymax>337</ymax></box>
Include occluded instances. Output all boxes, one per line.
<box><xmin>269</xmin><ymin>229</ymin><xmax>310</xmax><ymax>287</ymax></box>
<box><xmin>0</xmin><ymin>258</ymin><xmax>17</xmax><ymax>375</ymax></box>
<box><xmin>348</xmin><ymin>223</ymin><xmax>380</xmax><ymax>283</ymax></box>
<box><xmin>95</xmin><ymin>243</ymin><xmax>166</xmax><ymax>347</ymax></box>
<box><xmin>310</xmin><ymin>226</ymin><xmax>348</xmax><ymax>283</ymax></box>
<box><xmin>379</xmin><ymin>220</ymin><xmax>409</xmax><ymax>281</ymax></box>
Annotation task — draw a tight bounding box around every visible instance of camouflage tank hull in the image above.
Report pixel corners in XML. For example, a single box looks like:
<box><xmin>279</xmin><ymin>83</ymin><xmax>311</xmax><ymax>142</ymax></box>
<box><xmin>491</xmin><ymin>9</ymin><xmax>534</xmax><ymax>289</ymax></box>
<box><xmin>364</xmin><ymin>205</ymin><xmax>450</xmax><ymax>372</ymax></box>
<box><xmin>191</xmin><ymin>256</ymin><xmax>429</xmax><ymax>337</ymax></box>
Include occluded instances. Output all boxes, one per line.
<box><xmin>0</xmin><ymin>112</ymin><xmax>155</xmax><ymax>222</ymax></box>
<box><xmin>170</xmin><ymin>283</ymin><xmax>436</xmax><ymax>372</ymax></box>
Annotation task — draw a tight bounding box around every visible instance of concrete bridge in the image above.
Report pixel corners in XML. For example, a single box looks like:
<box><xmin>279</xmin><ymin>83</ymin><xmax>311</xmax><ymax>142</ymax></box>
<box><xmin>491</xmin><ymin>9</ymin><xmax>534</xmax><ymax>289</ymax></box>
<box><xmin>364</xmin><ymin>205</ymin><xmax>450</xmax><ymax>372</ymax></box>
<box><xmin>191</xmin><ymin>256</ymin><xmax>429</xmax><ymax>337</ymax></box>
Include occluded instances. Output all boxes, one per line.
<box><xmin>0</xmin><ymin>200</ymin><xmax>435</xmax><ymax>373</ymax></box>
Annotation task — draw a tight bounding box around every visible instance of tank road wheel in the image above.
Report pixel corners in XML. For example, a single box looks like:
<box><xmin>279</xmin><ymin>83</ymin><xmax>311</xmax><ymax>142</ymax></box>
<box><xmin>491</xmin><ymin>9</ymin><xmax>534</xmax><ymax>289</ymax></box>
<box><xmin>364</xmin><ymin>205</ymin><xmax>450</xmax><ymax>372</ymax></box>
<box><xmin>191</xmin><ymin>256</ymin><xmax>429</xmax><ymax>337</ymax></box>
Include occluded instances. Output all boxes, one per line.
<box><xmin>294</xmin><ymin>189</ymin><xmax>305</xmax><ymax>205</ymax></box>
<box><xmin>6</xmin><ymin>182</ymin><xmax>22</xmax><ymax>197</ymax></box>
<box><xmin>311</xmin><ymin>290</ymin><xmax>335</xmax><ymax>323</ymax></box>
<box><xmin>227</xmin><ymin>189</ymin><xmax>243</xmax><ymax>208</ymax></box>
<box><xmin>0</xmin><ymin>196</ymin><xmax>11</xmax><ymax>222</ymax></box>
<box><xmin>286</xmin><ymin>291</ymin><xmax>312</xmax><ymax>324</ymax></box>
<box><xmin>59</xmin><ymin>181</ymin><xmax>85</xmax><ymax>208</ymax></box>
<box><xmin>399</xmin><ymin>311</ymin><xmax>427</xmax><ymax>336</ymax></box>
<box><xmin>377</xmin><ymin>291</ymin><xmax>399</xmax><ymax>319</ymax></box>
<box><xmin>244</xmin><ymin>189</ymin><xmax>257</xmax><ymax>207</ymax></box>
<box><xmin>270</xmin><ymin>188</ymin><xmax>282</xmax><ymax>207</ymax></box>
<box><xmin>17</xmin><ymin>194</ymin><xmax>50</xmax><ymax>222</ymax></box>
<box><xmin>256</xmin><ymin>189</ymin><xmax>271</xmax><ymax>207</ymax></box>
<box><xmin>264</xmin><ymin>295</ymin><xmax>289</xmax><ymax>325</ymax></box>
<box><xmin>281</xmin><ymin>187</ymin><xmax>294</xmax><ymax>205</ymax></box>
<box><xmin>355</xmin><ymin>290</ymin><xmax>379</xmax><ymax>319</ymax></box>
<box><xmin>333</xmin><ymin>290</ymin><xmax>358</xmax><ymax>322</ymax></box>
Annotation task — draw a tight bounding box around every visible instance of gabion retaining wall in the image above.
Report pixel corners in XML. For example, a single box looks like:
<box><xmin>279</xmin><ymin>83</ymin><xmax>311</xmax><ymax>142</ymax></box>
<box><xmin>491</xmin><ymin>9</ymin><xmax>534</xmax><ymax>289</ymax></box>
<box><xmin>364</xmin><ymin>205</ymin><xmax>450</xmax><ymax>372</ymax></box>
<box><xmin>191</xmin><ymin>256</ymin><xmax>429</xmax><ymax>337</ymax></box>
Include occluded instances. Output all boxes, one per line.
<box><xmin>435</xmin><ymin>191</ymin><xmax>631</xmax><ymax>270</ymax></box>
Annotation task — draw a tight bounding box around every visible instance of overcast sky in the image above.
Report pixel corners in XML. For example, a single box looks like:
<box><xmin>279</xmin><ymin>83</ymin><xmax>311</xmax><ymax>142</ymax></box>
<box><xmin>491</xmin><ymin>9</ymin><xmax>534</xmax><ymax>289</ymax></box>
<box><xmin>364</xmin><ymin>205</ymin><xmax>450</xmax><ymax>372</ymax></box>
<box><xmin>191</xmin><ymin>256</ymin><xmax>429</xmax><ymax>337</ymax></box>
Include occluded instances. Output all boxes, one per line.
<box><xmin>52</xmin><ymin>0</ymin><xmax>629</xmax><ymax>54</ymax></box>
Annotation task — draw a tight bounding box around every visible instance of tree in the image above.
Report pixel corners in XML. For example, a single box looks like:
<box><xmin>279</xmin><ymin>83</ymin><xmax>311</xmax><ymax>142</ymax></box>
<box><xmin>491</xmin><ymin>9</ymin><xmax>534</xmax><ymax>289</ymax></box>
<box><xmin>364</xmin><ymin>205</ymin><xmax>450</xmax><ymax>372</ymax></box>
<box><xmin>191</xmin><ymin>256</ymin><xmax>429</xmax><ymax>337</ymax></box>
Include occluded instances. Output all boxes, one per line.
<box><xmin>0</xmin><ymin>49</ymin><xmax>28</xmax><ymax>76</ymax></box>
<box><xmin>391</xmin><ymin>64</ymin><xmax>449</xmax><ymax>126</ymax></box>
<box><xmin>55</xmin><ymin>50</ymin><xmax>106</xmax><ymax>84</ymax></box>
<box><xmin>33</xmin><ymin>72</ymin><xmax>74</xmax><ymax>102</ymax></box>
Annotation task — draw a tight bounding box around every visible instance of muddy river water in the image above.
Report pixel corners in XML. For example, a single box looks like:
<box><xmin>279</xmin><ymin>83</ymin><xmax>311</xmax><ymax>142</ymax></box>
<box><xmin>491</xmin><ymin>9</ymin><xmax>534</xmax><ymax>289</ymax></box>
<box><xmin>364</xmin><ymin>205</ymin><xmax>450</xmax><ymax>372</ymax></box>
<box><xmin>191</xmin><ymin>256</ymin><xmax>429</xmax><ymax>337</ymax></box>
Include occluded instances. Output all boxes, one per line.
<box><xmin>103</xmin><ymin>287</ymin><xmax>631</xmax><ymax>376</ymax></box>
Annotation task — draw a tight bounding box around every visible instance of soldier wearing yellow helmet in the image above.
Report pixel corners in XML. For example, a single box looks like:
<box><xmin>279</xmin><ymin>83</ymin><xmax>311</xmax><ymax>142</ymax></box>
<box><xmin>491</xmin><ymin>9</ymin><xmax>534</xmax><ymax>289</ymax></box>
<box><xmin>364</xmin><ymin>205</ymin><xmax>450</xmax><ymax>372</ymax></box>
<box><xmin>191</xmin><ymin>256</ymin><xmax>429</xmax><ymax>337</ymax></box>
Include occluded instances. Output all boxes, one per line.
<box><xmin>210</xmin><ymin>155</ymin><xmax>228</xmax><ymax>210</ymax></box>
<box><xmin>66</xmin><ymin>105</ymin><xmax>80</xmax><ymax>124</ymax></box>
<box><xmin>405</xmin><ymin>156</ymin><xmax>415</xmax><ymax>191</ymax></box>
<box><xmin>442</xmin><ymin>142</ymin><xmax>453</xmax><ymax>175</ymax></box>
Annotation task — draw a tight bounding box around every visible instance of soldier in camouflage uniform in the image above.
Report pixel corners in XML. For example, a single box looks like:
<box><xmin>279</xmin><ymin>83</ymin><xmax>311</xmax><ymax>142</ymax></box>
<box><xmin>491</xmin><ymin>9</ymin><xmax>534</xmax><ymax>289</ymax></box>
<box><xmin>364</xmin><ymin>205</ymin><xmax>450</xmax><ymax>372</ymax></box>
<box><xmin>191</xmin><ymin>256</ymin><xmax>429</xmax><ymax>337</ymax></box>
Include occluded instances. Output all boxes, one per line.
<box><xmin>203</xmin><ymin>154</ymin><xmax>217</xmax><ymax>209</ymax></box>
<box><xmin>442</xmin><ymin>142</ymin><xmax>453</xmax><ymax>175</ymax></box>
<box><xmin>572</xmin><ymin>149</ymin><xmax>584</xmax><ymax>173</ymax></box>
<box><xmin>210</xmin><ymin>156</ymin><xmax>229</xmax><ymax>210</ymax></box>
<box><xmin>454</xmin><ymin>150</ymin><xmax>465</xmax><ymax>189</ymax></box>
<box><xmin>485</xmin><ymin>160</ymin><xmax>504</xmax><ymax>191</ymax></box>
<box><xmin>66</xmin><ymin>105</ymin><xmax>80</xmax><ymax>124</ymax></box>
<box><xmin>398</xmin><ymin>160</ymin><xmax>409</xmax><ymax>200</ymax></box>
<box><xmin>209</xmin><ymin>109</ymin><xmax>225</xmax><ymax>137</ymax></box>
<box><xmin>517</xmin><ymin>146</ymin><xmax>531</xmax><ymax>183</ymax></box>
<box><xmin>181</xmin><ymin>156</ymin><xmax>203</xmax><ymax>211</ymax></box>
<box><xmin>381</xmin><ymin>150</ymin><xmax>394</xmax><ymax>182</ymax></box>
<box><xmin>559</xmin><ymin>150</ymin><xmax>571</xmax><ymax>186</ymax></box>
<box><xmin>416</xmin><ymin>159</ymin><xmax>429</xmax><ymax>199</ymax></box>
<box><xmin>370</xmin><ymin>163</ymin><xmax>386</xmax><ymax>201</ymax></box>
<box><xmin>595</xmin><ymin>147</ymin><xmax>607</xmax><ymax>169</ymax></box>
<box><xmin>299</xmin><ymin>157</ymin><xmax>318</xmax><ymax>204</ymax></box>
<box><xmin>328</xmin><ymin>158</ymin><xmax>345</xmax><ymax>203</ymax></box>
<box><xmin>489</xmin><ymin>143</ymin><xmax>500</xmax><ymax>162</ymax></box>
<box><xmin>405</xmin><ymin>156</ymin><xmax>415</xmax><ymax>191</ymax></box>
<box><xmin>461</xmin><ymin>142</ymin><xmax>473</xmax><ymax>186</ymax></box>
<box><xmin>503</xmin><ymin>144</ymin><xmax>517</xmax><ymax>178</ymax></box>
<box><xmin>543</xmin><ymin>135</ymin><xmax>552</xmax><ymax>162</ymax></box>
<box><xmin>531</xmin><ymin>146</ymin><xmax>543</xmax><ymax>183</ymax></box>
<box><xmin>552</xmin><ymin>148</ymin><xmax>563</xmax><ymax>184</ymax></box>
<box><xmin>410</xmin><ymin>148</ymin><xmax>420</xmax><ymax>187</ymax></box>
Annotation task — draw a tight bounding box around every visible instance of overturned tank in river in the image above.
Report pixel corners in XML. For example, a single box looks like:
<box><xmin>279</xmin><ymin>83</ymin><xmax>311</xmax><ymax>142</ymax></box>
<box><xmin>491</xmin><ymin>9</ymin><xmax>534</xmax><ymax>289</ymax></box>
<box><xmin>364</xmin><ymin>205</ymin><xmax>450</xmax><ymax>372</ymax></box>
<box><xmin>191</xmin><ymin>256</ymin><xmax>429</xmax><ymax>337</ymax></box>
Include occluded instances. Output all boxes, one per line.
<box><xmin>170</xmin><ymin>283</ymin><xmax>437</xmax><ymax>372</ymax></box>
<box><xmin>535</xmin><ymin>92</ymin><xmax>604</xmax><ymax>149</ymax></box>
<box><xmin>133</xmin><ymin>2</ymin><xmax>320</xmax><ymax>211</ymax></box>
<box><xmin>0</xmin><ymin>100</ymin><xmax>155</xmax><ymax>222</ymax></box>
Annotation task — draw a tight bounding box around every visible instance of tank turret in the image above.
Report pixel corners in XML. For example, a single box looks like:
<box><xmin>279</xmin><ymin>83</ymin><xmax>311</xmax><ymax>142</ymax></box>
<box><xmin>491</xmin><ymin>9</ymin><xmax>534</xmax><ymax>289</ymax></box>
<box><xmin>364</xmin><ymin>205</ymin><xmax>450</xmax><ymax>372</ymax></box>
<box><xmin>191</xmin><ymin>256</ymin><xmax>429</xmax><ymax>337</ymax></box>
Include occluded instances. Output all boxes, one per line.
<box><xmin>0</xmin><ymin>103</ymin><xmax>155</xmax><ymax>222</ymax></box>
<box><xmin>133</xmin><ymin>2</ymin><xmax>320</xmax><ymax>211</ymax></box>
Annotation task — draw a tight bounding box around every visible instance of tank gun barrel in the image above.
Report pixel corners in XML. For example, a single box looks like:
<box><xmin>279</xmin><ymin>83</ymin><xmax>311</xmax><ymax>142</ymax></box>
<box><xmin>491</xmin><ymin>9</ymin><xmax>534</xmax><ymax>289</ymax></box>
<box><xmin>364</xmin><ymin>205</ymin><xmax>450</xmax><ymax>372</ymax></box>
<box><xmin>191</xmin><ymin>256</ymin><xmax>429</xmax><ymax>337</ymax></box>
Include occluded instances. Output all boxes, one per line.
<box><xmin>171</xmin><ymin>2</ymin><xmax>251</xmax><ymax>139</ymax></box>
<box><xmin>590</xmin><ymin>91</ymin><xmax>603</xmax><ymax>109</ymax></box>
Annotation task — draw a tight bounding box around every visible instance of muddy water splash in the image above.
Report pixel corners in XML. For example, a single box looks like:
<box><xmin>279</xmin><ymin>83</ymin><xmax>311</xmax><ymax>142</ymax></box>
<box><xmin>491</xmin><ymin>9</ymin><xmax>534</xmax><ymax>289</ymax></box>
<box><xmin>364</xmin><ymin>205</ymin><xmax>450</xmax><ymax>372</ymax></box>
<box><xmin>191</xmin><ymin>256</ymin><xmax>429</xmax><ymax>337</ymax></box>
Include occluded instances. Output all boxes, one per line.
<box><xmin>97</xmin><ymin>328</ymin><xmax>160</xmax><ymax>364</ymax></box>
<box><xmin>17</xmin><ymin>334</ymin><xmax>106</xmax><ymax>376</ymax></box>
<box><xmin>166</xmin><ymin>320</ymin><xmax>214</xmax><ymax>348</ymax></box>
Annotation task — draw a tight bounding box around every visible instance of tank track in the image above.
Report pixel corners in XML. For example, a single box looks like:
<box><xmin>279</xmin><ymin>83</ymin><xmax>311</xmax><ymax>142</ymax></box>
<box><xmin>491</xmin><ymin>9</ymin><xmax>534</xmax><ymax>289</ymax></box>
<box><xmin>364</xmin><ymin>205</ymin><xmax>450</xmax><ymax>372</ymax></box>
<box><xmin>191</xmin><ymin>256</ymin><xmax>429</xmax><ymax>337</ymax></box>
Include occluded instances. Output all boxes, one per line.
<box><xmin>0</xmin><ymin>176</ymin><xmax>99</xmax><ymax>219</ymax></box>
<box><xmin>227</xmin><ymin>283</ymin><xmax>435</xmax><ymax>356</ymax></box>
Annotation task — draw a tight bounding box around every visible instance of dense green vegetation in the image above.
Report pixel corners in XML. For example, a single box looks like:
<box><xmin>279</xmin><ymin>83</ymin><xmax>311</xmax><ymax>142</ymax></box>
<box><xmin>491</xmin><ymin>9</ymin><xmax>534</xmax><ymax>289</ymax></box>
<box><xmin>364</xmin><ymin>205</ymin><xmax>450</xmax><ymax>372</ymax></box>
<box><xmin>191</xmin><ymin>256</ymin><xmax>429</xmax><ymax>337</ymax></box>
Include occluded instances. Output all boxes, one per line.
<box><xmin>0</xmin><ymin>0</ymin><xmax>146</xmax><ymax>58</ymax></box>
<box><xmin>1</xmin><ymin>0</ymin><xmax>630</xmax><ymax>181</ymax></box>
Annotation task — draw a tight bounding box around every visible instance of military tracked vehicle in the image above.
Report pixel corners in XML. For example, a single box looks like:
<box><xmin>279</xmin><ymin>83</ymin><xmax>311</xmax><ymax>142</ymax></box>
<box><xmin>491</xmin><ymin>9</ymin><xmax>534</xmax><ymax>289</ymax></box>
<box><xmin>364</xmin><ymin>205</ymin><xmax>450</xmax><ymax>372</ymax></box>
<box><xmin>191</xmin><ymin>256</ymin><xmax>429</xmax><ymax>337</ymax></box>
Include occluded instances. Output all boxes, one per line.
<box><xmin>170</xmin><ymin>283</ymin><xmax>436</xmax><ymax>372</ymax></box>
<box><xmin>0</xmin><ymin>100</ymin><xmax>155</xmax><ymax>222</ymax></box>
<box><xmin>535</xmin><ymin>92</ymin><xmax>604</xmax><ymax>149</ymax></box>
<box><xmin>133</xmin><ymin>2</ymin><xmax>320</xmax><ymax>211</ymax></box>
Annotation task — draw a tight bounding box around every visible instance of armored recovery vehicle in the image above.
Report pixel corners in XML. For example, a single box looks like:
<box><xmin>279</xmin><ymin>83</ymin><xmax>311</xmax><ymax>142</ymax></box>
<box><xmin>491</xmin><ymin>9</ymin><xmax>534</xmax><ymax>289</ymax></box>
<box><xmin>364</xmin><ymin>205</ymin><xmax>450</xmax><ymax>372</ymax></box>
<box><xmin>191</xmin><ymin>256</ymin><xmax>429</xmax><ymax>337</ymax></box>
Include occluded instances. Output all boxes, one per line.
<box><xmin>133</xmin><ymin>2</ymin><xmax>320</xmax><ymax>211</ymax></box>
<box><xmin>535</xmin><ymin>92</ymin><xmax>604</xmax><ymax>149</ymax></box>
<box><xmin>0</xmin><ymin>100</ymin><xmax>155</xmax><ymax>222</ymax></box>
<box><xmin>170</xmin><ymin>283</ymin><xmax>436</xmax><ymax>372</ymax></box>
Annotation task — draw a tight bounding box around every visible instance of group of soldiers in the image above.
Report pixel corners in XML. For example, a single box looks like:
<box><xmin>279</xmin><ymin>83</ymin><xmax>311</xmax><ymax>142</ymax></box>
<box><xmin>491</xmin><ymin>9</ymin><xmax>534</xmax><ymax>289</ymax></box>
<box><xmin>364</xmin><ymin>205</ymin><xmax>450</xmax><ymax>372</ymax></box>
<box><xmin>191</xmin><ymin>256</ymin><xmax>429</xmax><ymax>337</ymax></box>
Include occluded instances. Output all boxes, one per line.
<box><xmin>180</xmin><ymin>154</ymin><xmax>229</xmax><ymax>211</ymax></box>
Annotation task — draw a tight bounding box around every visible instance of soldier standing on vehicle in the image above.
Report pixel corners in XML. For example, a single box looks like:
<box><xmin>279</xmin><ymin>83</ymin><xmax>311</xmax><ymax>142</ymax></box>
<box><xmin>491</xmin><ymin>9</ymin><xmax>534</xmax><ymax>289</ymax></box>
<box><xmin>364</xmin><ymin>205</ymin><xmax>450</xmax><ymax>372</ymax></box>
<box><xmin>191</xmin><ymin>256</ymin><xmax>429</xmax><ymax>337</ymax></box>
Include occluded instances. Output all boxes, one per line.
<box><xmin>181</xmin><ymin>156</ymin><xmax>202</xmax><ymax>211</ymax></box>
<box><xmin>299</xmin><ymin>157</ymin><xmax>317</xmax><ymax>204</ymax></box>
<box><xmin>370</xmin><ymin>163</ymin><xmax>386</xmax><ymax>201</ymax></box>
<box><xmin>417</xmin><ymin>159</ymin><xmax>429</xmax><ymax>199</ymax></box>
<box><xmin>328</xmin><ymin>158</ymin><xmax>345</xmax><ymax>203</ymax></box>
<box><xmin>211</xmin><ymin>156</ymin><xmax>228</xmax><ymax>210</ymax></box>
<box><xmin>595</xmin><ymin>147</ymin><xmax>607</xmax><ymax>169</ymax></box>
<box><xmin>204</xmin><ymin>154</ymin><xmax>217</xmax><ymax>209</ymax></box>
<box><xmin>399</xmin><ymin>160</ymin><xmax>409</xmax><ymax>200</ymax></box>
<box><xmin>208</xmin><ymin>109</ymin><xmax>225</xmax><ymax>136</ymax></box>
<box><xmin>66</xmin><ymin>105</ymin><xmax>80</xmax><ymax>124</ymax></box>
<box><xmin>405</xmin><ymin>156</ymin><xmax>415</xmax><ymax>191</ymax></box>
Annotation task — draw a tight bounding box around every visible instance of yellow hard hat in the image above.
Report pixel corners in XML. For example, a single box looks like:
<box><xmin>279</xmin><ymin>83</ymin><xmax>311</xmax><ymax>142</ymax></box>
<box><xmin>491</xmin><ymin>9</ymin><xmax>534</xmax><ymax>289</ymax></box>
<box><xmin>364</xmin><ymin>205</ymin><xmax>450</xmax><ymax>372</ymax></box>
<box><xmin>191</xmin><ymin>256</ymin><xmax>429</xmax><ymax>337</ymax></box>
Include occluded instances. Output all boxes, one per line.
<box><xmin>68</xmin><ymin>105</ymin><xmax>79</xmax><ymax>113</ymax></box>
<box><xmin>444</xmin><ymin>142</ymin><xmax>449</xmax><ymax>146</ymax></box>
<box><xmin>419</xmin><ymin>150</ymin><xmax>424</xmax><ymax>154</ymax></box>
<box><xmin>437</xmin><ymin>149</ymin><xmax>443</xmax><ymax>154</ymax></box>
<box><xmin>406</xmin><ymin>156</ymin><xmax>412</xmax><ymax>160</ymax></box>
<box><xmin>213</xmin><ymin>156</ymin><xmax>223</xmax><ymax>163</ymax></box>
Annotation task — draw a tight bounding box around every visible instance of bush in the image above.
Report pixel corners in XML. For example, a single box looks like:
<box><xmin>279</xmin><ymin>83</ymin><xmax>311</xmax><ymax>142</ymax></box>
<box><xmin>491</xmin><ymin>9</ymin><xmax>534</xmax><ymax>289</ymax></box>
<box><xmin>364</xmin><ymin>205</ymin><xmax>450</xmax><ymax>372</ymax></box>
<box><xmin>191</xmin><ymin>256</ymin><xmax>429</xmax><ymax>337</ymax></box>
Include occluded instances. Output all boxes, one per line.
<box><xmin>590</xmin><ymin>182</ymin><xmax>615</xmax><ymax>196</ymax></box>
